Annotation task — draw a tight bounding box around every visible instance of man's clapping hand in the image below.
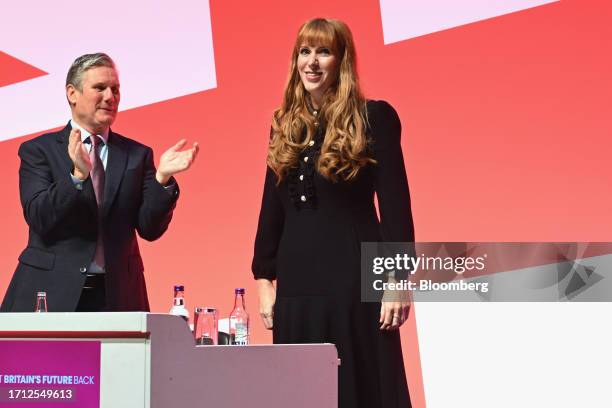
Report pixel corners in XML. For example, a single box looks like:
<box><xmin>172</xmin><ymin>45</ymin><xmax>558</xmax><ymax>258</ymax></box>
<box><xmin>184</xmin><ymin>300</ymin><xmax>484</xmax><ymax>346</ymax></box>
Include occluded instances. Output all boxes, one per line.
<box><xmin>156</xmin><ymin>139</ymin><xmax>200</xmax><ymax>185</ymax></box>
<box><xmin>68</xmin><ymin>128</ymin><xmax>92</xmax><ymax>180</ymax></box>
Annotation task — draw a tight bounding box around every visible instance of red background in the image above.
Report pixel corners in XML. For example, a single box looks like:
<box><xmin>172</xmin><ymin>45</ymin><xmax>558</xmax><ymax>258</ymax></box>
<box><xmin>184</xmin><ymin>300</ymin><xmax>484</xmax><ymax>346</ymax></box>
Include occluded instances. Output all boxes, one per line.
<box><xmin>1</xmin><ymin>1</ymin><xmax>611</xmax><ymax>406</ymax></box>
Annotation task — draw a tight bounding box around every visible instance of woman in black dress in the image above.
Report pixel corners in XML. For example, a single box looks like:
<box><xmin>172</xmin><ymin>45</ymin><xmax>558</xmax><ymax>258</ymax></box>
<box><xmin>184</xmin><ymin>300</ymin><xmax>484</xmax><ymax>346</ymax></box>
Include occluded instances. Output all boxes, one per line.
<box><xmin>252</xmin><ymin>18</ymin><xmax>414</xmax><ymax>408</ymax></box>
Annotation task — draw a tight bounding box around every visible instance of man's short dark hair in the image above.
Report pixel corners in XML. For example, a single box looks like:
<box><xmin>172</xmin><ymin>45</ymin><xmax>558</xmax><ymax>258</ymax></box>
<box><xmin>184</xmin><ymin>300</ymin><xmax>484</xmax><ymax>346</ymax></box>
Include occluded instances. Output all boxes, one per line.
<box><xmin>66</xmin><ymin>53</ymin><xmax>115</xmax><ymax>91</ymax></box>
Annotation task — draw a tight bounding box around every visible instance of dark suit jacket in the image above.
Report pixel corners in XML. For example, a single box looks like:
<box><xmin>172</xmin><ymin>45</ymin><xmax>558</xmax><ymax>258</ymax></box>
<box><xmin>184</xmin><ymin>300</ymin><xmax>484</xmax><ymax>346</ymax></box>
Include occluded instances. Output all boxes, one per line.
<box><xmin>0</xmin><ymin>123</ymin><xmax>179</xmax><ymax>312</ymax></box>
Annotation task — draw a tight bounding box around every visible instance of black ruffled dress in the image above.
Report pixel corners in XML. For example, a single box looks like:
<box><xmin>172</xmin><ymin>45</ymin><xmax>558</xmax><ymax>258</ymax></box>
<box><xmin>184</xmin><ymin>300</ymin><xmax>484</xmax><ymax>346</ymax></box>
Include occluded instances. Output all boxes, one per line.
<box><xmin>252</xmin><ymin>100</ymin><xmax>414</xmax><ymax>408</ymax></box>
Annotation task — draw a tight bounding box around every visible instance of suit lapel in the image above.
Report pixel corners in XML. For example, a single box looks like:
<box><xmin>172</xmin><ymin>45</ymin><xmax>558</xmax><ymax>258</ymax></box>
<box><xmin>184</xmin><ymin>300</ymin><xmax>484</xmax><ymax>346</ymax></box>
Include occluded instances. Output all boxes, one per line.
<box><xmin>103</xmin><ymin>130</ymin><xmax>128</xmax><ymax>218</ymax></box>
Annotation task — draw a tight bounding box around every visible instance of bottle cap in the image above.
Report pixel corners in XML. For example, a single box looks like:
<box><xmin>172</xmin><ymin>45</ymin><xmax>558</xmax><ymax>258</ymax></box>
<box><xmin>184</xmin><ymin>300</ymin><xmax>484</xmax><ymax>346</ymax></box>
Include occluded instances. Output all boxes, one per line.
<box><xmin>235</xmin><ymin>288</ymin><xmax>245</xmax><ymax>294</ymax></box>
<box><xmin>174</xmin><ymin>285</ymin><xmax>184</xmax><ymax>291</ymax></box>
<box><xmin>37</xmin><ymin>291</ymin><xmax>46</xmax><ymax>297</ymax></box>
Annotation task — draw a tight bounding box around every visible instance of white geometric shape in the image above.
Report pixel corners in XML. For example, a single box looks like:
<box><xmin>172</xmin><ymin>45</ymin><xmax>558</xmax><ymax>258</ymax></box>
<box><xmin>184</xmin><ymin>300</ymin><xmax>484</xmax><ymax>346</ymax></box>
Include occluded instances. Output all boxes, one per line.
<box><xmin>380</xmin><ymin>0</ymin><xmax>559</xmax><ymax>44</ymax></box>
<box><xmin>416</xmin><ymin>302</ymin><xmax>612</xmax><ymax>407</ymax></box>
<box><xmin>0</xmin><ymin>0</ymin><xmax>216</xmax><ymax>141</ymax></box>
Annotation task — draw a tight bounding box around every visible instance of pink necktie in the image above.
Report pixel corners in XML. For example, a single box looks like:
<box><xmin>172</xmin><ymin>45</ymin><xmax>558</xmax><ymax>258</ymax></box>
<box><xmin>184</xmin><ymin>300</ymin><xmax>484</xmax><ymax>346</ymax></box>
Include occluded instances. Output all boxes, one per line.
<box><xmin>89</xmin><ymin>136</ymin><xmax>105</xmax><ymax>269</ymax></box>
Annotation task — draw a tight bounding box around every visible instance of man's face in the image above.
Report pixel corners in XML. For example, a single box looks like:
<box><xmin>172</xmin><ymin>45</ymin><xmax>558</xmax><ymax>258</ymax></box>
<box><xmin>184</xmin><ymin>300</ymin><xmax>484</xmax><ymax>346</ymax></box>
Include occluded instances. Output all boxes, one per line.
<box><xmin>67</xmin><ymin>66</ymin><xmax>120</xmax><ymax>134</ymax></box>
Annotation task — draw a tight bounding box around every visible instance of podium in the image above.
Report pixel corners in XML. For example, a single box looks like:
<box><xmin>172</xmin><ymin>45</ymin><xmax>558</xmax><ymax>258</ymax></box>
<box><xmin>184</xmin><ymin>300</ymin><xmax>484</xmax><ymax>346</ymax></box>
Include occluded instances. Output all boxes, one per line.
<box><xmin>0</xmin><ymin>313</ymin><xmax>339</xmax><ymax>407</ymax></box>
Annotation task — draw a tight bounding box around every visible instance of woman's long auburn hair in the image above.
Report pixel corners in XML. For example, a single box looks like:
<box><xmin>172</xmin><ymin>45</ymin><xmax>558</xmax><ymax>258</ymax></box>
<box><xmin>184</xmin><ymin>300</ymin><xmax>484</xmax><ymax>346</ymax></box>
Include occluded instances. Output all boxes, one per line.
<box><xmin>268</xmin><ymin>18</ymin><xmax>374</xmax><ymax>183</ymax></box>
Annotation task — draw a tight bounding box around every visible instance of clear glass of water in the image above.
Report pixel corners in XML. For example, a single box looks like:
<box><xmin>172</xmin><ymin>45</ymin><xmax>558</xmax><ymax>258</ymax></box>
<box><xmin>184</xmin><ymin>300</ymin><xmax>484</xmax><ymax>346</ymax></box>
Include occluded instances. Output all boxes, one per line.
<box><xmin>194</xmin><ymin>307</ymin><xmax>218</xmax><ymax>345</ymax></box>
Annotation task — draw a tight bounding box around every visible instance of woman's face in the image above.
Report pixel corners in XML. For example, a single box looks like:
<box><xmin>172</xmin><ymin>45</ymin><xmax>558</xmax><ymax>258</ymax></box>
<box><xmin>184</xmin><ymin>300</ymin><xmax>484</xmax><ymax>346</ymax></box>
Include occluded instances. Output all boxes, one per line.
<box><xmin>297</xmin><ymin>44</ymin><xmax>338</xmax><ymax>107</ymax></box>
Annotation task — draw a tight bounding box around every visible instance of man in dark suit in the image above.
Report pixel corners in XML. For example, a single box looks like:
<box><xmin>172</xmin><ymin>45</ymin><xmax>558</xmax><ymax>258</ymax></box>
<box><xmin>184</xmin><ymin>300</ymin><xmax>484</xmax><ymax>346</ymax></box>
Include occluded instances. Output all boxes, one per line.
<box><xmin>0</xmin><ymin>53</ymin><xmax>199</xmax><ymax>312</ymax></box>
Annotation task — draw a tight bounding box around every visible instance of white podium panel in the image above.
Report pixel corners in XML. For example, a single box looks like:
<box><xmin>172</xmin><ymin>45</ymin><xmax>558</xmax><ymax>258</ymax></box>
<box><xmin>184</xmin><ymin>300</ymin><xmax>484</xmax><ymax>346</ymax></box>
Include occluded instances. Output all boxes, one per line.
<box><xmin>0</xmin><ymin>313</ymin><xmax>339</xmax><ymax>408</ymax></box>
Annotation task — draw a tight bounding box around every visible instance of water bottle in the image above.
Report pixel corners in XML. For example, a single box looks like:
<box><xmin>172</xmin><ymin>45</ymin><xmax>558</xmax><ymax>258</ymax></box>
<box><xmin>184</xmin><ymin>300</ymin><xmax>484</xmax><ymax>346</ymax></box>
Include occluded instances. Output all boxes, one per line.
<box><xmin>229</xmin><ymin>288</ymin><xmax>249</xmax><ymax>345</ymax></box>
<box><xmin>169</xmin><ymin>285</ymin><xmax>189</xmax><ymax>322</ymax></box>
<box><xmin>35</xmin><ymin>291</ymin><xmax>47</xmax><ymax>312</ymax></box>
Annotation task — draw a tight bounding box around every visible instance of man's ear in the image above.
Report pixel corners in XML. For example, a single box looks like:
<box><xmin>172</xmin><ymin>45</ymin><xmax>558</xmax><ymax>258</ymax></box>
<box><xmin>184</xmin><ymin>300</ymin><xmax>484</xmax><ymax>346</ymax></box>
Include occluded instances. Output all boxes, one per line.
<box><xmin>66</xmin><ymin>84</ymin><xmax>78</xmax><ymax>106</ymax></box>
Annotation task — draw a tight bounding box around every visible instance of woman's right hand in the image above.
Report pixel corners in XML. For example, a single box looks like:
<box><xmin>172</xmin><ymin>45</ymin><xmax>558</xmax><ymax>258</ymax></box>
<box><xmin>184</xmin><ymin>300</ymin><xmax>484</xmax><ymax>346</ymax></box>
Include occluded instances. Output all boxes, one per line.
<box><xmin>257</xmin><ymin>279</ymin><xmax>276</xmax><ymax>330</ymax></box>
